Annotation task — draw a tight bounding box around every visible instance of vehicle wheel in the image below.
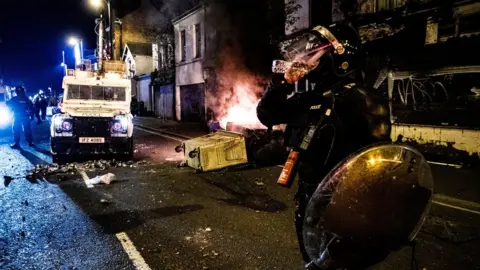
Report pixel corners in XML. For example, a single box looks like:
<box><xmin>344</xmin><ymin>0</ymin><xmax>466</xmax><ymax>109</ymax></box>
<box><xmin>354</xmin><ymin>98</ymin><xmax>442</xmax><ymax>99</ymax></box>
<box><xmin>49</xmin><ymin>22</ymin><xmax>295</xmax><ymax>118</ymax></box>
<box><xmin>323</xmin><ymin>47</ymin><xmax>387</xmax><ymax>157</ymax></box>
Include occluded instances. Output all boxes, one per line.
<box><xmin>175</xmin><ymin>144</ymin><xmax>184</xmax><ymax>153</ymax></box>
<box><xmin>121</xmin><ymin>138</ymin><xmax>134</xmax><ymax>161</ymax></box>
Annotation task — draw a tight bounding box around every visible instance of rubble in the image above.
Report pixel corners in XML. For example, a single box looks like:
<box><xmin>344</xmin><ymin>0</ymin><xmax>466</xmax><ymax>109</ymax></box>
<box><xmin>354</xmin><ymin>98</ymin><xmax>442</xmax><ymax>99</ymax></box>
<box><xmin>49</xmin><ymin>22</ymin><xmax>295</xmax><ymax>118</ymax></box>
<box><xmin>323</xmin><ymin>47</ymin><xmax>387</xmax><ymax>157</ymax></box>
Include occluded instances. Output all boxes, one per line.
<box><xmin>3</xmin><ymin>176</ymin><xmax>13</xmax><ymax>187</ymax></box>
<box><xmin>88</xmin><ymin>173</ymin><xmax>116</xmax><ymax>185</ymax></box>
<box><xmin>100</xmin><ymin>199</ymin><xmax>111</xmax><ymax>205</ymax></box>
<box><xmin>25</xmin><ymin>159</ymin><xmax>150</xmax><ymax>181</ymax></box>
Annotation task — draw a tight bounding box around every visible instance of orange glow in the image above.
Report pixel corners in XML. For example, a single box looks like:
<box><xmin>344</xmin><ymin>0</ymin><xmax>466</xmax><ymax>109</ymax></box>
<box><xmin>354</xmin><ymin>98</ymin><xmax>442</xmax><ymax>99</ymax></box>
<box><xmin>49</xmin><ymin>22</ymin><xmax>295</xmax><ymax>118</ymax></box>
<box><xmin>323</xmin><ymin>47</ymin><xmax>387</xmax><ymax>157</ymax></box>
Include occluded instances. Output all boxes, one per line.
<box><xmin>207</xmin><ymin>46</ymin><xmax>268</xmax><ymax>130</ymax></box>
<box><xmin>217</xmin><ymin>82</ymin><xmax>265</xmax><ymax>129</ymax></box>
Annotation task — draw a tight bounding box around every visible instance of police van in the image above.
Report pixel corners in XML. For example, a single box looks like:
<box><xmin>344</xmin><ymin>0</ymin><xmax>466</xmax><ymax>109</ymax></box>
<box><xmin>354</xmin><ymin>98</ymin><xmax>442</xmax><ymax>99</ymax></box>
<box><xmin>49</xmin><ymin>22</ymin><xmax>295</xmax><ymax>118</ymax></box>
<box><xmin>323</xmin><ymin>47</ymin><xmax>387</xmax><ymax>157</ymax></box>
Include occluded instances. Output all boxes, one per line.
<box><xmin>50</xmin><ymin>60</ymin><xmax>134</xmax><ymax>163</ymax></box>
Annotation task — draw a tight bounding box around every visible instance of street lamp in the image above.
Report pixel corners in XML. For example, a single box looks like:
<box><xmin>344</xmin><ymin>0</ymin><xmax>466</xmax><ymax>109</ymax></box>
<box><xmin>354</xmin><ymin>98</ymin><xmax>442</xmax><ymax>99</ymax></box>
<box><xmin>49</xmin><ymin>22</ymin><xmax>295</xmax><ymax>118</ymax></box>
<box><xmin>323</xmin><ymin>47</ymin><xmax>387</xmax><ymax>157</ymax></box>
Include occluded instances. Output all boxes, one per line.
<box><xmin>61</xmin><ymin>50</ymin><xmax>67</xmax><ymax>76</ymax></box>
<box><xmin>67</xmin><ymin>37</ymin><xmax>84</xmax><ymax>63</ymax></box>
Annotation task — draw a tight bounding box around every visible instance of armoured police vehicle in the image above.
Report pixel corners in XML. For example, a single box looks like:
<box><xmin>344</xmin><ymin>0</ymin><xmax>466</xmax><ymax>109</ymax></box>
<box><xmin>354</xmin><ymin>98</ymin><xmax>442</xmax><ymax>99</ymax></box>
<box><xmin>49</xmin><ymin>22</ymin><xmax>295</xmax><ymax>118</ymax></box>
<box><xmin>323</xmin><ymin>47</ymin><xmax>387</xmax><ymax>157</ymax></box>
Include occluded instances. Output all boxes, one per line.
<box><xmin>50</xmin><ymin>60</ymin><xmax>134</xmax><ymax>163</ymax></box>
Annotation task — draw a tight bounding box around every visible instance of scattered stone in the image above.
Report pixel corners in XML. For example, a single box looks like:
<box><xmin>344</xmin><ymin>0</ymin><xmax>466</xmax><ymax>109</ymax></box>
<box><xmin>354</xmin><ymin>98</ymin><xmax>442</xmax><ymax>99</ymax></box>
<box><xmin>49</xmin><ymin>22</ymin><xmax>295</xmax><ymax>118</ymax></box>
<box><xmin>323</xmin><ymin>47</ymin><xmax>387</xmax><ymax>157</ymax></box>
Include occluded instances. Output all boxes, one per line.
<box><xmin>255</xmin><ymin>181</ymin><xmax>264</xmax><ymax>186</ymax></box>
<box><xmin>3</xmin><ymin>176</ymin><xmax>13</xmax><ymax>187</ymax></box>
<box><xmin>24</xmin><ymin>159</ymin><xmax>150</xmax><ymax>181</ymax></box>
<box><xmin>212</xmin><ymin>251</ymin><xmax>219</xmax><ymax>256</ymax></box>
<box><xmin>24</xmin><ymin>200</ymin><xmax>28</xmax><ymax>206</ymax></box>
<box><xmin>20</xmin><ymin>231</ymin><xmax>25</xmax><ymax>238</ymax></box>
<box><xmin>22</xmin><ymin>216</ymin><xmax>25</xmax><ymax>222</ymax></box>
<box><xmin>205</xmin><ymin>227</ymin><xmax>212</xmax><ymax>232</ymax></box>
<box><xmin>100</xmin><ymin>199</ymin><xmax>110</xmax><ymax>205</ymax></box>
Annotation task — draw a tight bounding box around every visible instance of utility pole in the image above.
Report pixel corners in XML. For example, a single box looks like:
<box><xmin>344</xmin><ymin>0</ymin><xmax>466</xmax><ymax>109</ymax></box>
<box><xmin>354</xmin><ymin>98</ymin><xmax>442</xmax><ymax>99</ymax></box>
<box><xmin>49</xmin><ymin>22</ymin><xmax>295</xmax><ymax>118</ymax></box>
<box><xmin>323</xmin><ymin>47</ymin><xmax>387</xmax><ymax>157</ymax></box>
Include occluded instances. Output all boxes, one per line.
<box><xmin>97</xmin><ymin>15</ymin><xmax>104</xmax><ymax>72</ymax></box>
<box><xmin>107</xmin><ymin>0</ymin><xmax>115</xmax><ymax>60</ymax></box>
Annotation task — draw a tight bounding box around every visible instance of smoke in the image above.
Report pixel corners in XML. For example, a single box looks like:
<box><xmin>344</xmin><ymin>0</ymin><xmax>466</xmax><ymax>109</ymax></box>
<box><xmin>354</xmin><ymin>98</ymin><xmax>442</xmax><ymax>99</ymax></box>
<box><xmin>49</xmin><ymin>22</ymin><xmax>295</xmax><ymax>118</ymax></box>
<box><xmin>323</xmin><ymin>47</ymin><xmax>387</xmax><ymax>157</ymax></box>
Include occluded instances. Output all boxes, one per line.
<box><xmin>205</xmin><ymin>0</ymin><xmax>283</xmax><ymax>127</ymax></box>
<box><xmin>207</xmin><ymin>46</ymin><xmax>267</xmax><ymax>127</ymax></box>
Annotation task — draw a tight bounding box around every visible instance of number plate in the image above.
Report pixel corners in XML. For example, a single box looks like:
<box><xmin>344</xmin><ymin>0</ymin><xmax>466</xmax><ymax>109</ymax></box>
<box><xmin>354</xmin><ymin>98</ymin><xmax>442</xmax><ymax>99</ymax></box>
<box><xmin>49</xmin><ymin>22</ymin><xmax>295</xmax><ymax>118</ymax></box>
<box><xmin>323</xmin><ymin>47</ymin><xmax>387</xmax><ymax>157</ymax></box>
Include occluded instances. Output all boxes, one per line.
<box><xmin>79</xmin><ymin>137</ymin><xmax>105</xmax><ymax>144</ymax></box>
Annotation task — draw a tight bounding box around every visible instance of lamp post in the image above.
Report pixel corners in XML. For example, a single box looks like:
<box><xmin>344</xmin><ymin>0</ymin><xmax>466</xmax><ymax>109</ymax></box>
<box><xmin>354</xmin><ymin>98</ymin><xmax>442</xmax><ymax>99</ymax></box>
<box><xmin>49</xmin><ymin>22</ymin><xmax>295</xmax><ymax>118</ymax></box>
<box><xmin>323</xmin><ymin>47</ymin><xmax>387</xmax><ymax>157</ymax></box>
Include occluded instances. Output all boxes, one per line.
<box><xmin>61</xmin><ymin>50</ymin><xmax>67</xmax><ymax>76</ymax></box>
<box><xmin>90</xmin><ymin>0</ymin><xmax>113</xmax><ymax>60</ymax></box>
<box><xmin>68</xmin><ymin>37</ymin><xmax>84</xmax><ymax>64</ymax></box>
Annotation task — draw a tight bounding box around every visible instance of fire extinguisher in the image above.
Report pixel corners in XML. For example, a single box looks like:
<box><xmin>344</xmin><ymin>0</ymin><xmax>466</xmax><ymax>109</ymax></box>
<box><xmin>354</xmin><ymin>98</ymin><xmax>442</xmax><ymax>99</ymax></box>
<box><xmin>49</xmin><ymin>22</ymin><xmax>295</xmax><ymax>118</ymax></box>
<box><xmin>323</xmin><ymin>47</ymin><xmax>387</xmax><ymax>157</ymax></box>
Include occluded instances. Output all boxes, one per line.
<box><xmin>277</xmin><ymin>92</ymin><xmax>334</xmax><ymax>188</ymax></box>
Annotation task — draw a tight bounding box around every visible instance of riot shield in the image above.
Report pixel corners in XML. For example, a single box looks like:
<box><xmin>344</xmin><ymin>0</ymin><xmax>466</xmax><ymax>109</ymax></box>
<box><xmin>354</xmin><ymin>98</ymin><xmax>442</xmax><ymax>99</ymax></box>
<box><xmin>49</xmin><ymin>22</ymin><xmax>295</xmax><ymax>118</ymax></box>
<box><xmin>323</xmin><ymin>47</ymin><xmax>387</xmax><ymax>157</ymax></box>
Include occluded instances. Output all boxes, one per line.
<box><xmin>303</xmin><ymin>143</ymin><xmax>433</xmax><ymax>268</ymax></box>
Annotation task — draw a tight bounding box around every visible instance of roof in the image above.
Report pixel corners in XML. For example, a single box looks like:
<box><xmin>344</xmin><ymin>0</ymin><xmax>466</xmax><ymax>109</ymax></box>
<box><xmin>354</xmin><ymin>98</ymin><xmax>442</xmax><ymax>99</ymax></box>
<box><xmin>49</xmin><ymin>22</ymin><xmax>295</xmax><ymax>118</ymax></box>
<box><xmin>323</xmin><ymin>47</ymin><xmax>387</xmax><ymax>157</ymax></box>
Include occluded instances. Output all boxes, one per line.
<box><xmin>126</xmin><ymin>43</ymin><xmax>152</xmax><ymax>56</ymax></box>
<box><xmin>172</xmin><ymin>4</ymin><xmax>204</xmax><ymax>24</ymax></box>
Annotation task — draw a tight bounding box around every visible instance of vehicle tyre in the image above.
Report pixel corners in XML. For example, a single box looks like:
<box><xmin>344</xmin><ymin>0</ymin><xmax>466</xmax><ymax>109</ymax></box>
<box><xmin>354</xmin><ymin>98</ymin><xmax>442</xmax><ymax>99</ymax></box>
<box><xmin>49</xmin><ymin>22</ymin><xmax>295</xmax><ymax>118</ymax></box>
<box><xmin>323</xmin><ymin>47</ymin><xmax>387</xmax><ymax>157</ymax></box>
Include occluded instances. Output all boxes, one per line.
<box><xmin>121</xmin><ymin>138</ymin><xmax>134</xmax><ymax>161</ymax></box>
<box><xmin>175</xmin><ymin>144</ymin><xmax>184</xmax><ymax>153</ymax></box>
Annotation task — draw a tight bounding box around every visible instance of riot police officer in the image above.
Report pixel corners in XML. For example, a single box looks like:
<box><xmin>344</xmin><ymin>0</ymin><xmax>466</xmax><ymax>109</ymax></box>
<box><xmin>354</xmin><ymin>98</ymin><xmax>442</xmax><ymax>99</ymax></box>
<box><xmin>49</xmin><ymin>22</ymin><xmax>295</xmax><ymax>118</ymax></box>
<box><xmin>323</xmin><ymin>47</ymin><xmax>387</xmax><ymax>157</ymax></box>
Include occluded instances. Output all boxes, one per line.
<box><xmin>257</xmin><ymin>23</ymin><xmax>392</xmax><ymax>268</ymax></box>
<box><xmin>33</xmin><ymin>89</ymin><xmax>48</xmax><ymax>123</ymax></box>
<box><xmin>7</xmin><ymin>86</ymin><xmax>34</xmax><ymax>148</ymax></box>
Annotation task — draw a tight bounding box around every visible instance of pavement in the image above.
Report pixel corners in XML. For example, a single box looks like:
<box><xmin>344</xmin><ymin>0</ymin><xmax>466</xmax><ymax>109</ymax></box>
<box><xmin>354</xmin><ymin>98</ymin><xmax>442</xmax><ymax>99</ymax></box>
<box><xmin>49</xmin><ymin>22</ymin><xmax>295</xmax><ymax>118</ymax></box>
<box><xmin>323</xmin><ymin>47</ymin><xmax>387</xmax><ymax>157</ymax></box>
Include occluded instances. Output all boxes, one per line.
<box><xmin>0</xmin><ymin>118</ymin><xmax>479</xmax><ymax>270</ymax></box>
<box><xmin>133</xmin><ymin>117</ymin><xmax>208</xmax><ymax>139</ymax></box>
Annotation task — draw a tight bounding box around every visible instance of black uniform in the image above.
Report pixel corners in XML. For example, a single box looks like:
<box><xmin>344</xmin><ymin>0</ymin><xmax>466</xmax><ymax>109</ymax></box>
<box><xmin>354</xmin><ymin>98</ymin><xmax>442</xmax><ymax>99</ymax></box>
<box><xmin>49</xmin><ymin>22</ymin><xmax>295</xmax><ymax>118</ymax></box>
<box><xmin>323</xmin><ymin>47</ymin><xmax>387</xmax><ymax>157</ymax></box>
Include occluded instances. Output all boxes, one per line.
<box><xmin>257</xmin><ymin>74</ymin><xmax>391</xmax><ymax>264</ymax></box>
<box><xmin>8</xmin><ymin>94</ymin><xmax>34</xmax><ymax>145</ymax></box>
<box><xmin>34</xmin><ymin>94</ymin><xmax>48</xmax><ymax>122</ymax></box>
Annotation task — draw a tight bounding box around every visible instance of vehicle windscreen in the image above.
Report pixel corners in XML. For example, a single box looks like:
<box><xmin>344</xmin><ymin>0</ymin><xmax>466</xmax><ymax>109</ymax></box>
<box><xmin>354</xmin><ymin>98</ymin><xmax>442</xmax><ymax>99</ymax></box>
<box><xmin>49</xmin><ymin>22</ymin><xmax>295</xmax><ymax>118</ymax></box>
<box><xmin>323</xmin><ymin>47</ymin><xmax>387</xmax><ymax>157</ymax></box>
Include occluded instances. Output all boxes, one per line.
<box><xmin>66</xmin><ymin>85</ymin><xmax>126</xmax><ymax>101</ymax></box>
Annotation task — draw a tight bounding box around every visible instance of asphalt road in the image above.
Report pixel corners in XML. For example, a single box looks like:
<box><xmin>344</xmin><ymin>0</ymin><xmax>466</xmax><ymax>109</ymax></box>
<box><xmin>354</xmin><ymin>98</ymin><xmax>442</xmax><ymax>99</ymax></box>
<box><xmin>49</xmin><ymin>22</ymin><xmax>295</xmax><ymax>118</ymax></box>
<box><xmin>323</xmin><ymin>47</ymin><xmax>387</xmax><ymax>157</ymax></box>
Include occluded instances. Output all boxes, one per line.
<box><xmin>0</xmin><ymin>120</ymin><xmax>479</xmax><ymax>270</ymax></box>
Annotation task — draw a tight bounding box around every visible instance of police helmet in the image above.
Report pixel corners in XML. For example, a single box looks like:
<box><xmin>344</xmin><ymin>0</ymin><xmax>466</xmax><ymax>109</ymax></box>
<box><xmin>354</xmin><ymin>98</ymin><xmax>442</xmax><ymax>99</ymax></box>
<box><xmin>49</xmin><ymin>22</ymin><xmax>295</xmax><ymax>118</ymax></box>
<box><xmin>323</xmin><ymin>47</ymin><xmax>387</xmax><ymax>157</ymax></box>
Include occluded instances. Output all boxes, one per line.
<box><xmin>15</xmin><ymin>86</ymin><xmax>25</xmax><ymax>95</ymax></box>
<box><xmin>279</xmin><ymin>23</ymin><xmax>361</xmax><ymax>79</ymax></box>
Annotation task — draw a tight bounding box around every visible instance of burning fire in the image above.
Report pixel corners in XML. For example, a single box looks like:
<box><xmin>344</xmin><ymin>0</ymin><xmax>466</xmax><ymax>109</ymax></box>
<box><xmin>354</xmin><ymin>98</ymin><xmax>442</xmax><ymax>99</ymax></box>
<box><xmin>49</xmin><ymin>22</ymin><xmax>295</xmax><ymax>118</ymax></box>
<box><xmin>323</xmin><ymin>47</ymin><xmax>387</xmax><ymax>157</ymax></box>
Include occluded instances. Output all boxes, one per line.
<box><xmin>217</xmin><ymin>83</ymin><xmax>265</xmax><ymax>129</ymax></box>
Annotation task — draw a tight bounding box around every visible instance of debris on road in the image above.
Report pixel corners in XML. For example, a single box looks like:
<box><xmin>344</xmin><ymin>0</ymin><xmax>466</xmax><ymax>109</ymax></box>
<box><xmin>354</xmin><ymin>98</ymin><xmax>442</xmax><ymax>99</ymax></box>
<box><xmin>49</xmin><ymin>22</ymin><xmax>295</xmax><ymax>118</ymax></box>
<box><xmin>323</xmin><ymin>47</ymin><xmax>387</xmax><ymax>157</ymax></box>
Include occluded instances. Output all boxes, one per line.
<box><xmin>179</xmin><ymin>131</ymin><xmax>248</xmax><ymax>172</ymax></box>
<box><xmin>24</xmin><ymin>159</ymin><xmax>149</xmax><ymax>182</ymax></box>
<box><xmin>3</xmin><ymin>176</ymin><xmax>13</xmax><ymax>187</ymax></box>
<box><xmin>255</xmin><ymin>181</ymin><xmax>264</xmax><ymax>186</ymax></box>
<box><xmin>79</xmin><ymin>170</ymin><xmax>94</xmax><ymax>188</ymax></box>
<box><xmin>205</xmin><ymin>227</ymin><xmax>212</xmax><ymax>232</ymax></box>
<box><xmin>100</xmin><ymin>199</ymin><xmax>111</xmax><ymax>205</ymax></box>
<box><xmin>88</xmin><ymin>173</ymin><xmax>116</xmax><ymax>185</ymax></box>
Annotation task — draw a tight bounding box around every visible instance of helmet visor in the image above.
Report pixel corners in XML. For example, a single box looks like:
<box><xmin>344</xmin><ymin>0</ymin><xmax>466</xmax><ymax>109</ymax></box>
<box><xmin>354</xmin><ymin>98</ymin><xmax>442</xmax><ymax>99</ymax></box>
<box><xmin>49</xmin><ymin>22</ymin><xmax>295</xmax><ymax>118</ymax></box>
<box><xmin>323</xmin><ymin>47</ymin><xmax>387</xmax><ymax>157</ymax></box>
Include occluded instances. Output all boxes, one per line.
<box><xmin>280</xmin><ymin>32</ymin><xmax>333</xmax><ymax>68</ymax></box>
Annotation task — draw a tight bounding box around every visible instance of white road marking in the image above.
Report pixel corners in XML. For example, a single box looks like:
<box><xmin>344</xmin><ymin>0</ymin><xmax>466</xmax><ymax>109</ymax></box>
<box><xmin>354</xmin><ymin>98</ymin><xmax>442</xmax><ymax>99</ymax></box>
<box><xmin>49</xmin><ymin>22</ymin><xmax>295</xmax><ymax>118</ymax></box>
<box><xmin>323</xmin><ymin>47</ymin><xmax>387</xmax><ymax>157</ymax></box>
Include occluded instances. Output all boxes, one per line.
<box><xmin>432</xmin><ymin>193</ymin><xmax>480</xmax><ymax>215</ymax></box>
<box><xmin>432</xmin><ymin>200</ymin><xmax>480</xmax><ymax>215</ymax></box>
<box><xmin>78</xmin><ymin>170</ymin><xmax>94</xmax><ymax>188</ymax></box>
<box><xmin>116</xmin><ymin>232</ymin><xmax>152</xmax><ymax>270</ymax></box>
<box><xmin>135</xmin><ymin>127</ymin><xmax>183</xmax><ymax>142</ymax></box>
<box><xmin>427</xmin><ymin>161</ymin><xmax>462</xmax><ymax>169</ymax></box>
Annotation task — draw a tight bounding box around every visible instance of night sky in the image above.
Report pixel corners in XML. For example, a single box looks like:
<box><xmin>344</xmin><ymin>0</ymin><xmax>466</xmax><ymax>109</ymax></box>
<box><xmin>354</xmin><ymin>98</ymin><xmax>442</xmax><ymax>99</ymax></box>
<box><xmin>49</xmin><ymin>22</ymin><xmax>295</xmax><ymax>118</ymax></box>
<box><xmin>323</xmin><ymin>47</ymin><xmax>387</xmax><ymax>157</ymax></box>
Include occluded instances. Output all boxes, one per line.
<box><xmin>0</xmin><ymin>0</ymin><xmax>99</xmax><ymax>94</ymax></box>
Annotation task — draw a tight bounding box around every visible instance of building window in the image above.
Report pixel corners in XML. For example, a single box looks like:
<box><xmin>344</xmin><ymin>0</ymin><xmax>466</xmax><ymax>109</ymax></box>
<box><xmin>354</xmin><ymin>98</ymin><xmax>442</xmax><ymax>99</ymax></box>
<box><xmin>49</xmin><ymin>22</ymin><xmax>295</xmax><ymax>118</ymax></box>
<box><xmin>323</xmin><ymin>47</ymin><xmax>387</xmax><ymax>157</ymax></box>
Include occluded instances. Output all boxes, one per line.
<box><xmin>180</xmin><ymin>30</ymin><xmax>186</xmax><ymax>62</ymax></box>
<box><xmin>195</xmin><ymin>23</ymin><xmax>202</xmax><ymax>58</ymax></box>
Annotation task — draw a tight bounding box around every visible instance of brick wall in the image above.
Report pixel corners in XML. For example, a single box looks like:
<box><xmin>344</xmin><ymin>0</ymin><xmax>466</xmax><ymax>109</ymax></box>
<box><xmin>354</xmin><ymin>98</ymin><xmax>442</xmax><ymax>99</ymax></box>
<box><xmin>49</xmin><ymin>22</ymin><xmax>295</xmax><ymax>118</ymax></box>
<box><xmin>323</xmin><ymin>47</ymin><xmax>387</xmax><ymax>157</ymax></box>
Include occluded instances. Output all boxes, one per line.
<box><xmin>115</xmin><ymin>0</ymin><xmax>165</xmax><ymax>59</ymax></box>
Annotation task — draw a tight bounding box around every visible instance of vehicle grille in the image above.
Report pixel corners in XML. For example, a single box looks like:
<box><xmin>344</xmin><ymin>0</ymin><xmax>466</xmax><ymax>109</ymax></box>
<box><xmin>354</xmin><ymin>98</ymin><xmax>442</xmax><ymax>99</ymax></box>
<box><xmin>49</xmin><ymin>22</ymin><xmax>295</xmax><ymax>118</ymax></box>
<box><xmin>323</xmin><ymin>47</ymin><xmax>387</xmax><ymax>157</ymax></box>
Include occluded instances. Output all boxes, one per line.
<box><xmin>73</xmin><ymin>117</ymin><xmax>111</xmax><ymax>137</ymax></box>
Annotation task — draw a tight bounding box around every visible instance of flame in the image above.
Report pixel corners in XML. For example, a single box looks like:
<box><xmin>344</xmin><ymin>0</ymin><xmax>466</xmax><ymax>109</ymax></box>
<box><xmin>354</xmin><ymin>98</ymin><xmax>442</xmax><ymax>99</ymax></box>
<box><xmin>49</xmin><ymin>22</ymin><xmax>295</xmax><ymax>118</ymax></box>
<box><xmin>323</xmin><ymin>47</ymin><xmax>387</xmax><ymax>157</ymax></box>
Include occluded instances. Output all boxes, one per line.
<box><xmin>217</xmin><ymin>83</ymin><xmax>265</xmax><ymax>129</ymax></box>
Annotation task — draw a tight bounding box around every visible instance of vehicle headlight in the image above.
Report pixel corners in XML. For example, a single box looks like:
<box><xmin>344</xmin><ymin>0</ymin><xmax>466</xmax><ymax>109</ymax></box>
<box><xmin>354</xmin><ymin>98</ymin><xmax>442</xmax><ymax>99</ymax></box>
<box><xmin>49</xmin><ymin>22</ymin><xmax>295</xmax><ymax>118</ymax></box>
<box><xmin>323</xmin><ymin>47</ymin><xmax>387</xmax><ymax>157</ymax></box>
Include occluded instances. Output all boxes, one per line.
<box><xmin>112</xmin><ymin>115</ymin><xmax>130</xmax><ymax>134</ymax></box>
<box><xmin>54</xmin><ymin>116</ymin><xmax>73</xmax><ymax>133</ymax></box>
